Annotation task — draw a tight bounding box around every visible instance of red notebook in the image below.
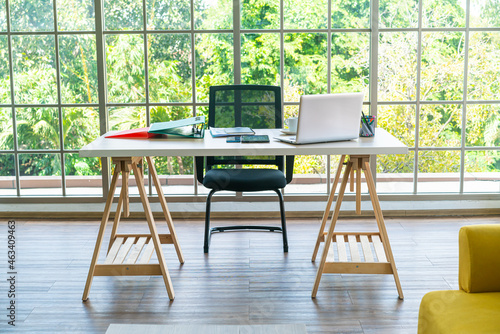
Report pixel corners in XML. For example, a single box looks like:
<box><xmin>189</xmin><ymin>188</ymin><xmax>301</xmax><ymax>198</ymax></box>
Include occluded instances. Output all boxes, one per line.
<box><xmin>105</xmin><ymin>127</ymin><xmax>161</xmax><ymax>139</ymax></box>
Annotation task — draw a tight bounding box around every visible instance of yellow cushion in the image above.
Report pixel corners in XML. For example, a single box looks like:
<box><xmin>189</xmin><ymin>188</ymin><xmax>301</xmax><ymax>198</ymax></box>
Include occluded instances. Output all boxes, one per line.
<box><xmin>418</xmin><ymin>290</ymin><xmax>500</xmax><ymax>334</ymax></box>
<box><xmin>459</xmin><ymin>224</ymin><xmax>500</xmax><ymax>293</ymax></box>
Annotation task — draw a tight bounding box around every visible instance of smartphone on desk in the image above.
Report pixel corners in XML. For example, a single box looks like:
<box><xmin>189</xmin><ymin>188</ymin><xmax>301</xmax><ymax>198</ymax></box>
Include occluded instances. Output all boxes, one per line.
<box><xmin>226</xmin><ymin>136</ymin><xmax>241</xmax><ymax>143</ymax></box>
<box><xmin>241</xmin><ymin>135</ymin><xmax>270</xmax><ymax>143</ymax></box>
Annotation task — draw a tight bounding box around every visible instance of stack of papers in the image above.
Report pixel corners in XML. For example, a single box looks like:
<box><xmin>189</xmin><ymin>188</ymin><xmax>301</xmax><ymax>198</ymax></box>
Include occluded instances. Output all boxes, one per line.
<box><xmin>210</xmin><ymin>127</ymin><xmax>255</xmax><ymax>137</ymax></box>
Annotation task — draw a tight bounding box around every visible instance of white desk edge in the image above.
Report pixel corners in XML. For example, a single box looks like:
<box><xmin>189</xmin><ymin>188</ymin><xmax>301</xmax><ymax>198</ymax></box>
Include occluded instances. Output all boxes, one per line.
<box><xmin>79</xmin><ymin>128</ymin><xmax>408</xmax><ymax>158</ymax></box>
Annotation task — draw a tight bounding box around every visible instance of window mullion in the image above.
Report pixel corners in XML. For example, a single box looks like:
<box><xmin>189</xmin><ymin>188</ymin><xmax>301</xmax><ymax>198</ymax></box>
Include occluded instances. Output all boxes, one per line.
<box><xmin>460</xmin><ymin>0</ymin><xmax>472</xmax><ymax>194</ymax></box>
<box><xmin>52</xmin><ymin>0</ymin><xmax>66</xmax><ymax>196</ymax></box>
<box><xmin>5</xmin><ymin>0</ymin><xmax>21</xmax><ymax>196</ymax></box>
<box><xmin>233</xmin><ymin>0</ymin><xmax>241</xmax><ymax>85</ymax></box>
<box><xmin>370</xmin><ymin>0</ymin><xmax>380</xmax><ymax>184</ymax></box>
<box><xmin>94</xmin><ymin>0</ymin><xmax>110</xmax><ymax>200</ymax></box>
<box><xmin>414</xmin><ymin>0</ymin><xmax>424</xmax><ymax>194</ymax></box>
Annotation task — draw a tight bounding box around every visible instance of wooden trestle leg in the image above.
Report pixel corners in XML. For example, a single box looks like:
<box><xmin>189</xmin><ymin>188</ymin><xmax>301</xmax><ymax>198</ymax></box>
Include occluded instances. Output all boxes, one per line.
<box><xmin>311</xmin><ymin>155</ymin><xmax>403</xmax><ymax>299</ymax></box>
<box><xmin>82</xmin><ymin>156</ymin><xmax>184</xmax><ymax>302</ymax></box>
<box><xmin>311</xmin><ymin>155</ymin><xmax>346</xmax><ymax>262</ymax></box>
<box><xmin>82</xmin><ymin>159</ymin><xmax>123</xmax><ymax>301</ymax></box>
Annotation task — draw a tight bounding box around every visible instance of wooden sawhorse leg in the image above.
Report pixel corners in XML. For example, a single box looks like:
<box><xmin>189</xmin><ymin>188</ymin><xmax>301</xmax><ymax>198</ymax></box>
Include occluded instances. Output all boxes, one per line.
<box><xmin>82</xmin><ymin>156</ymin><xmax>184</xmax><ymax>302</ymax></box>
<box><xmin>311</xmin><ymin>155</ymin><xmax>403</xmax><ymax>299</ymax></box>
<box><xmin>311</xmin><ymin>155</ymin><xmax>346</xmax><ymax>262</ymax></box>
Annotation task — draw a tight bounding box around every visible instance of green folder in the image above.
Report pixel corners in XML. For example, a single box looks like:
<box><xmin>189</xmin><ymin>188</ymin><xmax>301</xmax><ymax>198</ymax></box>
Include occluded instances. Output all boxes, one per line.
<box><xmin>148</xmin><ymin>116</ymin><xmax>205</xmax><ymax>138</ymax></box>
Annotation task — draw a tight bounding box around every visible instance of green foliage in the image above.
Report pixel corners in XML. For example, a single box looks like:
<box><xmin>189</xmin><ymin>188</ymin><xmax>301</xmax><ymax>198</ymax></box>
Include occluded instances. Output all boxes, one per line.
<box><xmin>9</xmin><ymin>0</ymin><xmax>54</xmax><ymax>31</ymax></box>
<box><xmin>57</xmin><ymin>0</ymin><xmax>95</xmax><ymax>31</ymax></box>
<box><xmin>59</xmin><ymin>35</ymin><xmax>98</xmax><ymax>104</ymax></box>
<box><xmin>284</xmin><ymin>0</ymin><xmax>327</xmax><ymax>29</ymax></box>
<box><xmin>241</xmin><ymin>0</ymin><xmax>279</xmax><ymax>29</ymax></box>
<box><xmin>146</xmin><ymin>0</ymin><xmax>191</xmax><ymax>30</ymax></box>
<box><xmin>104</xmin><ymin>0</ymin><xmax>143</xmax><ymax>30</ymax></box>
<box><xmin>331</xmin><ymin>0</ymin><xmax>370</xmax><ymax>28</ymax></box>
<box><xmin>379</xmin><ymin>0</ymin><xmax>418</xmax><ymax>28</ymax></box>
<box><xmin>2</xmin><ymin>0</ymin><xmax>500</xmax><ymax>182</ymax></box>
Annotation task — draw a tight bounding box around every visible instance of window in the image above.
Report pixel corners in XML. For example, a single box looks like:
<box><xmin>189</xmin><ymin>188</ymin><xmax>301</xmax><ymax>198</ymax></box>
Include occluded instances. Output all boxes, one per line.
<box><xmin>1</xmin><ymin>0</ymin><xmax>499</xmax><ymax>199</ymax></box>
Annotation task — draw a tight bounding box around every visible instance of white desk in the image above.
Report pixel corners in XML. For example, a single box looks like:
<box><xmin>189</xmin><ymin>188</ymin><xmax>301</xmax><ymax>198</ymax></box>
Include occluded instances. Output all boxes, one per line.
<box><xmin>80</xmin><ymin>128</ymin><xmax>406</xmax><ymax>158</ymax></box>
<box><xmin>80</xmin><ymin>128</ymin><xmax>407</xmax><ymax>301</ymax></box>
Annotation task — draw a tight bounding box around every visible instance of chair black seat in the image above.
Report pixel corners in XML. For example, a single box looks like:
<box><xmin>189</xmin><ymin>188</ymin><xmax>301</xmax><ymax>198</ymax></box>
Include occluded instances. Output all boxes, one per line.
<box><xmin>203</xmin><ymin>169</ymin><xmax>287</xmax><ymax>192</ymax></box>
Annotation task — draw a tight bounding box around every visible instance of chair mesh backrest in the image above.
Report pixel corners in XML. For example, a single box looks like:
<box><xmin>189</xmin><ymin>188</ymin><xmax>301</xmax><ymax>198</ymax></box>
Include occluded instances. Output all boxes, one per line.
<box><xmin>207</xmin><ymin>85</ymin><xmax>283</xmax><ymax>170</ymax></box>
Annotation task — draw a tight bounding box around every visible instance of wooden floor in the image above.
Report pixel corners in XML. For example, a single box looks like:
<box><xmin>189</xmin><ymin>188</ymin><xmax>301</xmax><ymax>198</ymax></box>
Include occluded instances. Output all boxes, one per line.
<box><xmin>1</xmin><ymin>215</ymin><xmax>499</xmax><ymax>333</ymax></box>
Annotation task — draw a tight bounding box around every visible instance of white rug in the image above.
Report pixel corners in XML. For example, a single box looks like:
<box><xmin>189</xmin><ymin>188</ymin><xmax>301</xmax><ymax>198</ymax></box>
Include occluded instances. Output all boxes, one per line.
<box><xmin>106</xmin><ymin>324</ymin><xmax>307</xmax><ymax>334</ymax></box>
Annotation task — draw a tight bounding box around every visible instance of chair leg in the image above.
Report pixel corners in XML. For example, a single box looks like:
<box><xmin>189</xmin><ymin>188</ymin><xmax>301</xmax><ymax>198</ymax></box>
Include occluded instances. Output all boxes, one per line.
<box><xmin>204</xmin><ymin>189</ymin><xmax>217</xmax><ymax>253</ymax></box>
<box><xmin>275</xmin><ymin>189</ymin><xmax>288</xmax><ymax>252</ymax></box>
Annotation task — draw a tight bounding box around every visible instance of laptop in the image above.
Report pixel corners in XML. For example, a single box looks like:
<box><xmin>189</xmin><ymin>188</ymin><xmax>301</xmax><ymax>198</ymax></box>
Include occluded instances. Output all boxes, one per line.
<box><xmin>276</xmin><ymin>92</ymin><xmax>364</xmax><ymax>144</ymax></box>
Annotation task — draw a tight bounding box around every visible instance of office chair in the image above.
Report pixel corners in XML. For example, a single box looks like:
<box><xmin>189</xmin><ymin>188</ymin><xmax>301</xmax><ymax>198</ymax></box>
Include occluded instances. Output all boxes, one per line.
<box><xmin>195</xmin><ymin>85</ymin><xmax>294</xmax><ymax>253</ymax></box>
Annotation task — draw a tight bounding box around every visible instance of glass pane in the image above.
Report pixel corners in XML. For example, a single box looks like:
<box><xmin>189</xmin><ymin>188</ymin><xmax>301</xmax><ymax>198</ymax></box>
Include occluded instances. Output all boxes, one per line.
<box><xmin>241</xmin><ymin>33</ymin><xmax>280</xmax><ymax>86</ymax></box>
<box><xmin>468</xmin><ymin>32</ymin><xmax>500</xmax><ymax>101</ymax></box>
<box><xmin>59</xmin><ymin>35</ymin><xmax>98</xmax><ymax>104</ymax></box>
<box><xmin>16</xmin><ymin>107</ymin><xmax>60</xmax><ymax>150</ymax></box>
<box><xmin>0</xmin><ymin>1</ymin><xmax>6</xmax><ymax>31</ymax></box>
<box><xmin>0</xmin><ymin>36</ymin><xmax>10</xmax><ymax>104</ymax></box>
<box><xmin>65</xmin><ymin>153</ymin><xmax>102</xmax><ymax>196</ymax></box>
<box><xmin>106</xmin><ymin>34</ymin><xmax>145</xmax><ymax>103</ymax></box>
<box><xmin>148</xmin><ymin>34</ymin><xmax>192</xmax><ymax>103</ymax></box>
<box><xmin>378</xmin><ymin>105</ymin><xmax>416</xmax><ymax>147</ymax></box>
<box><xmin>284</xmin><ymin>104</ymin><xmax>299</xmax><ymax>119</ymax></box>
<box><xmin>471</xmin><ymin>0</ymin><xmax>500</xmax><ymax>27</ymax></box>
<box><xmin>421</xmin><ymin>32</ymin><xmax>464</xmax><ymax>101</ymax></box>
<box><xmin>57</xmin><ymin>0</ymin><xmax>95</xmax><ymax>31</ymax></box>
<box><xmin>0</xmin><ymin>108</ymin><xmax>13</xmax><ymax>150</ymax></box>
<box><xmin>331</xmin><ymin>0</ymin><xmax>370</xmax><ymax>29</ymax></box>
<box><xmin>151</xmin><ymin>106</ymin><xmax>194</xmax><ymax>195</ymax></box>
<box><xmin>241</xmin><ymin>0</ymin><xmax>279</xmax><ymax>29</ymax></box>
<box><xmin>417</xmin><ymin>150</ymin><xmax>460</xmax><ymax>193</ymax></box>
<box><xmin>12</xmin><ymin>35</ymin><xmax>57</xmax><ymax>104</ymax></box>
<box><xmin>377</xmin><ymin>152</ymin><xmax>415</xmax><ymax>193</ymax></box>
<box><xmin>379</xmin><ymin>0</ymin><xmax>418</xmax><ymax>28</ymax></box>
<box><xmin>331</xmin><ymin>33</ymin><xmax>370</xmax><ymax>98</ymax></box>
<box><xmin>10</xmin><ymin>0</ymin><xmax>54</xmax><ymax>31</ymax></box>
<box><xmin>419</xmin><ymin>104</ymin><xmax>462</xmax><ymax>148</ymax></box>
<box><xmin>151</xmin><ymin>157</ymin><xmax>194</xmax><ymax>196</ymax></box>
<box><xmin>147</xmin><ymin>0</ymin><xmax>190</xmax><ymax>30</ymax></box>
<box><xmin>104</xmin><ymin>0</ymin><xmax>143</xmax><ymax>31</ymax></box>
<box><xmin>150</xmin><ymin>105</ymin><xmax>193</xmax><ymax>124</ymax></box>
<box><xmin>284</xmin><ymin>33</ymin><xmax>328</xmax><ymax>102</ymax></box>
<box><xmin>63</xmin><ymin>107</ymin><xmax>99</xmax><ymax>149</ymax></box>
<box><xmin>0</xmin><ymin>154</ymin><xmax>15</xmax><ymax>176</ymax></box>
<box><xmin>195</xmin><ymin>33</ymin><xmax>234</xmax><ymax>103</ymax></box>
<box><xmin>464</xmin><ymin>150</ymin><xmax>500</xmax><ymax>193</ymax></box>
<box><xmin>0</xmin><ymin>154</ymin><xmax>16</xmax><ymax>196</ymax></box>
<box><xmin>378</xmin><ymin>32</ymin><xmax>417</xmax><ymax>102</ymax></box>
<box><xmin>109</xmin><ymin>106</ymin><xmax>146</xmax><ymax>131</ymax></box>
<box><xmin>423</xmin><ymin>0</ymin><xmax>465</xmax><ymax>28</ymax></box>
<box><xmin>197</xmin><ymin>105</ymin><xmax>209</xmax><ymax>124</ymax></box>
<box><xmin>466</xmin><ymin>104</ymin><xmax>500</xmax><ymax>147</ymax></box>
<box><xmin>285</xmin><ymin>155</ymin><xmax>327</xmax><ymax>194</ymax></box>
<box><xmin>154</xmin><ymin>156</ymin><xmax>194</xmax><ymax>176</ymax></box>
<box><xmin>284</xmin><ymin>0</ymin><xmax>327</xmax><ymax>29</ymax></box>
<box><xmin>19</xmin><ymin>153</ymin><xmax>62</xmax><ymax>196</ymax></box>
<box><xmin>195</xmin><ymin>0</ymin><xmax>232</xmax><ymax>30</ymax></box>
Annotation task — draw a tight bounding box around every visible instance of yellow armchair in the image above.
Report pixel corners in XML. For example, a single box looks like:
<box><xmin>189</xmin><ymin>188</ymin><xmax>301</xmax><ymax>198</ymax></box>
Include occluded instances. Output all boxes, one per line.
<box><xmin>418</xmin><ymin>224</ymin><xmax>500</xmax><ymax>334</ymax></box>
